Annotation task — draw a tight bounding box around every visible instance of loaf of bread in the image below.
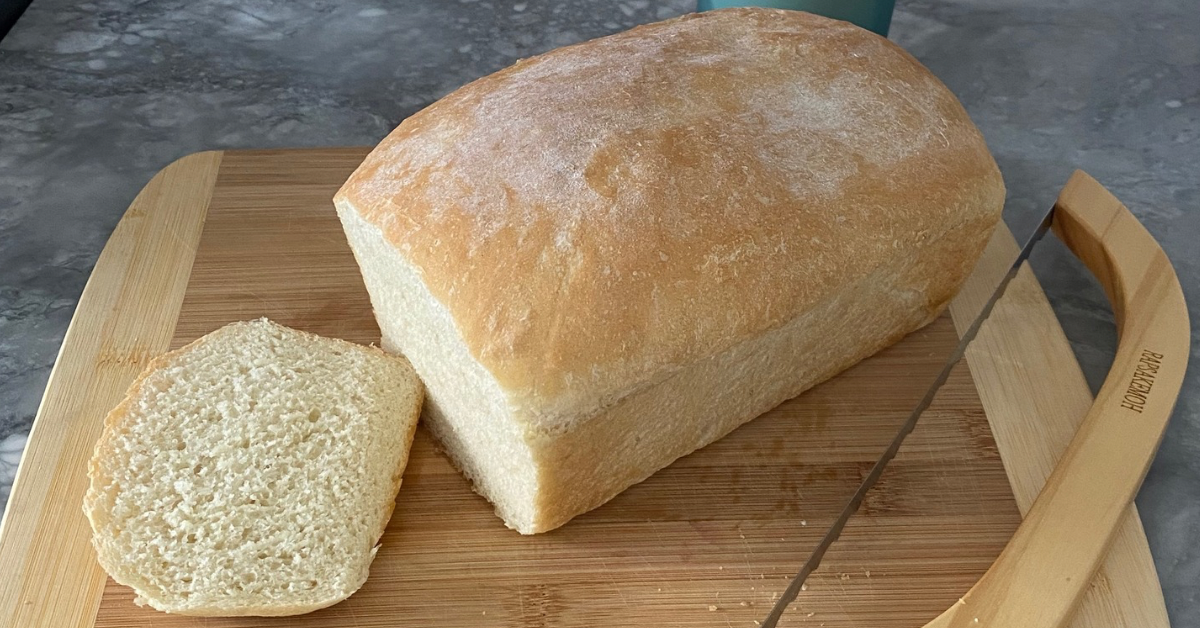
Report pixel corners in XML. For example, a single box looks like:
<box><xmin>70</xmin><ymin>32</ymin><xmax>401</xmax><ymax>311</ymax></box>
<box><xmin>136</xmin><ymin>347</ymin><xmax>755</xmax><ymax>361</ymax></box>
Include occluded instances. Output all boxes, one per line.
<box><xmin>335</xmin><ymin>8</ymin><xmax>1004</xmax><ymax>534</ymax></box>
<box><xmin>83</xmin><ymin>319</ymin><xmax>423</xmax><ymax>615</ymax></box>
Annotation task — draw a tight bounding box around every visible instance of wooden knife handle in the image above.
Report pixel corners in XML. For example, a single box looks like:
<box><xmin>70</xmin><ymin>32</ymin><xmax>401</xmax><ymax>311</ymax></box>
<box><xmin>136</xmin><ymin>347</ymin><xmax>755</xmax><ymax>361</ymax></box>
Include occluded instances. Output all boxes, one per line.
<box><xmin>924</xmin><ymin>171</ymin><xmax>1190</xmax><ymax>628</ymax></box>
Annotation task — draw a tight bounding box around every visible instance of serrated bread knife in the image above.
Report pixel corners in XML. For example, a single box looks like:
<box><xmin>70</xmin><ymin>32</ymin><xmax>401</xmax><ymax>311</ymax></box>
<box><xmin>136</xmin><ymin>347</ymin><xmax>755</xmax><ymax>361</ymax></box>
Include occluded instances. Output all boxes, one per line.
<box><xmin>761</xmin><ymin>171</ymin><xmax>1189</xmax><ymax>628</ymax></box>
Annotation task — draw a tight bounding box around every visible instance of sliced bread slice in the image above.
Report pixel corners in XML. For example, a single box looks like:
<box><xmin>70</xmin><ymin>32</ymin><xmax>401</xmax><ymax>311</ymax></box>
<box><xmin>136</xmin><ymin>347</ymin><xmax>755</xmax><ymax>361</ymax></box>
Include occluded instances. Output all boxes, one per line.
<box><xmin>83</xmin><ymin>318</ymin><xmax>423</xmax><ymax>616</ymax></box>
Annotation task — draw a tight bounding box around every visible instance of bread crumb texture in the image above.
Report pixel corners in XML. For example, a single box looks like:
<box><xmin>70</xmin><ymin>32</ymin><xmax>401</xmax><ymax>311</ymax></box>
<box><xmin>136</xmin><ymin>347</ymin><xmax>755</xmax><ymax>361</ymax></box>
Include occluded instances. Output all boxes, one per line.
<box><xmin>83</xmin><ymin>319</ymin><xmax>422</xmax><ymax>616</ymax></box>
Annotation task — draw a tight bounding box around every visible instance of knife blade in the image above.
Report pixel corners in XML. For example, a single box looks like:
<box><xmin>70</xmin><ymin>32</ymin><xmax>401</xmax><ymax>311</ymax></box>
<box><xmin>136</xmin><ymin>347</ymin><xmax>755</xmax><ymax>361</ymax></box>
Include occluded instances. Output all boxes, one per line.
<box><xmin>760</xmin><ymin>208</ymin><xmax>1057</xmax><ymax>628</ymax></box>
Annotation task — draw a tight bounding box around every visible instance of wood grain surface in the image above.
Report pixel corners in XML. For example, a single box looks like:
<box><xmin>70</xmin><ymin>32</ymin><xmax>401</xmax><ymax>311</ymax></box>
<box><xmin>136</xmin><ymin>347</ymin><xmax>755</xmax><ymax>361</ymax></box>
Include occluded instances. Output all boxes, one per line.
<box><xmin>0</xmin><ymin>149</ymin><xmax>1168</xmax><ymax>628</ymax></box>
<box><xmin>0</xmin><ymin>151</ymin><xmax>222</xmax><ymax>628</ymax></box>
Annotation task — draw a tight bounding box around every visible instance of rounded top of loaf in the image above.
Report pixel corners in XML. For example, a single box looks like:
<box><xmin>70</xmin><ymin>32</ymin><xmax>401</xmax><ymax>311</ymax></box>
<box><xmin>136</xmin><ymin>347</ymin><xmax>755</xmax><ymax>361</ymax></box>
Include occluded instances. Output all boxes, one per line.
<box><xmin>336</xmin><ymin>8</ymin><xmax>1004</xmax><ymax>428</ymax></box>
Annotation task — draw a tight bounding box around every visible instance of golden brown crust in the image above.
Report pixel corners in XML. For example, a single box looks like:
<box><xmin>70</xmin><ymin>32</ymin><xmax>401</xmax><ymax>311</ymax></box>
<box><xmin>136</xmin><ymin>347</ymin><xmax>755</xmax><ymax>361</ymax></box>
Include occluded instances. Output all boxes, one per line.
<box><xmin>335</xmin><ymin>8</ymin><xmax>1005</xmax><ymax>430</ymax></box>
<box><xmin>525</xmin><ymin>210</ymin><xmax>1000</xmax><ymax>532</ymax></box>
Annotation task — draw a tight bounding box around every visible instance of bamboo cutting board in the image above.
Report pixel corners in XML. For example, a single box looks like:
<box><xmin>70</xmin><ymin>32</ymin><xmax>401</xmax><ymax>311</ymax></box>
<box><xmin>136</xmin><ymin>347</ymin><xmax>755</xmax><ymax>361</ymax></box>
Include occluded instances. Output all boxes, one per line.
<box><xmin>0</xmin><ymin>149</ymin><xmax>1169</xmax><ymax>628</ymax></box>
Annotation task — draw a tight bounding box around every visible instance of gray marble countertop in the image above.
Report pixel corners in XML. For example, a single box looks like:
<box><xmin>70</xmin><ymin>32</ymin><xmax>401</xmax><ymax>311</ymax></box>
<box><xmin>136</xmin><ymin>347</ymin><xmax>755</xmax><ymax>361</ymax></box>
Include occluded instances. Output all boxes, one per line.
<box><xmin>1</xmin><ymin>0</ymin><xmax>1197</xmax><ymax>623</ymax></box>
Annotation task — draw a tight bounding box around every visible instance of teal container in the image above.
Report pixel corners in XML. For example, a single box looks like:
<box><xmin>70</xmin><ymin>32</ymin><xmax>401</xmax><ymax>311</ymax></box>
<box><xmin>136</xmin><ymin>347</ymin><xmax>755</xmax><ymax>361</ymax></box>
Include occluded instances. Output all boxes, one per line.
<box><xmin>696</xmin><ymin>0</ymin><xmax>896</xmax><ymax>36</ymax></box>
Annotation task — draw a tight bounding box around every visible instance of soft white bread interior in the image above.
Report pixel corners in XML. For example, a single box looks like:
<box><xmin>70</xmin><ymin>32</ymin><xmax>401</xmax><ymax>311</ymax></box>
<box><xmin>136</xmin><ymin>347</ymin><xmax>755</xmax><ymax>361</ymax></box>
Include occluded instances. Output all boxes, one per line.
<box><xmin>335</xmin><ymin>8</ymin><xmax>1005</xmax><ymax>533</ymax></box>
<box><xmin>83</xmin><ymin>319</ymin><xmax>423</xmax><ymax>616</ymax></box>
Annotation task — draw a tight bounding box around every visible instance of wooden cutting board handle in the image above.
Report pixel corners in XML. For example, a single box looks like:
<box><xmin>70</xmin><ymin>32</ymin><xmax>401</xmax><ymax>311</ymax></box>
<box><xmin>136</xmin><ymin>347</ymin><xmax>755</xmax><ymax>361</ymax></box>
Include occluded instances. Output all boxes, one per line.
<box><xmin>923</xmin><ymin>171</ymin><xmax>1189</xmax><ymax>628</ymax></box>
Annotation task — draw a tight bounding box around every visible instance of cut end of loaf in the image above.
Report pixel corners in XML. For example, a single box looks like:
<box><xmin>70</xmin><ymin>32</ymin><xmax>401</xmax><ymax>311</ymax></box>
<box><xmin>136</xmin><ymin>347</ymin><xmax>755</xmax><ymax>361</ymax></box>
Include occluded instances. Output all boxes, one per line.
<box><xmin>337</xmin><ymin>203</ymin><xmax>543</xmax><ymax>535</ymax></box>
<box><xmin>83</xmin><ymin>319</ymin><xmax>423</xmax><ymax>616</ymax></box>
